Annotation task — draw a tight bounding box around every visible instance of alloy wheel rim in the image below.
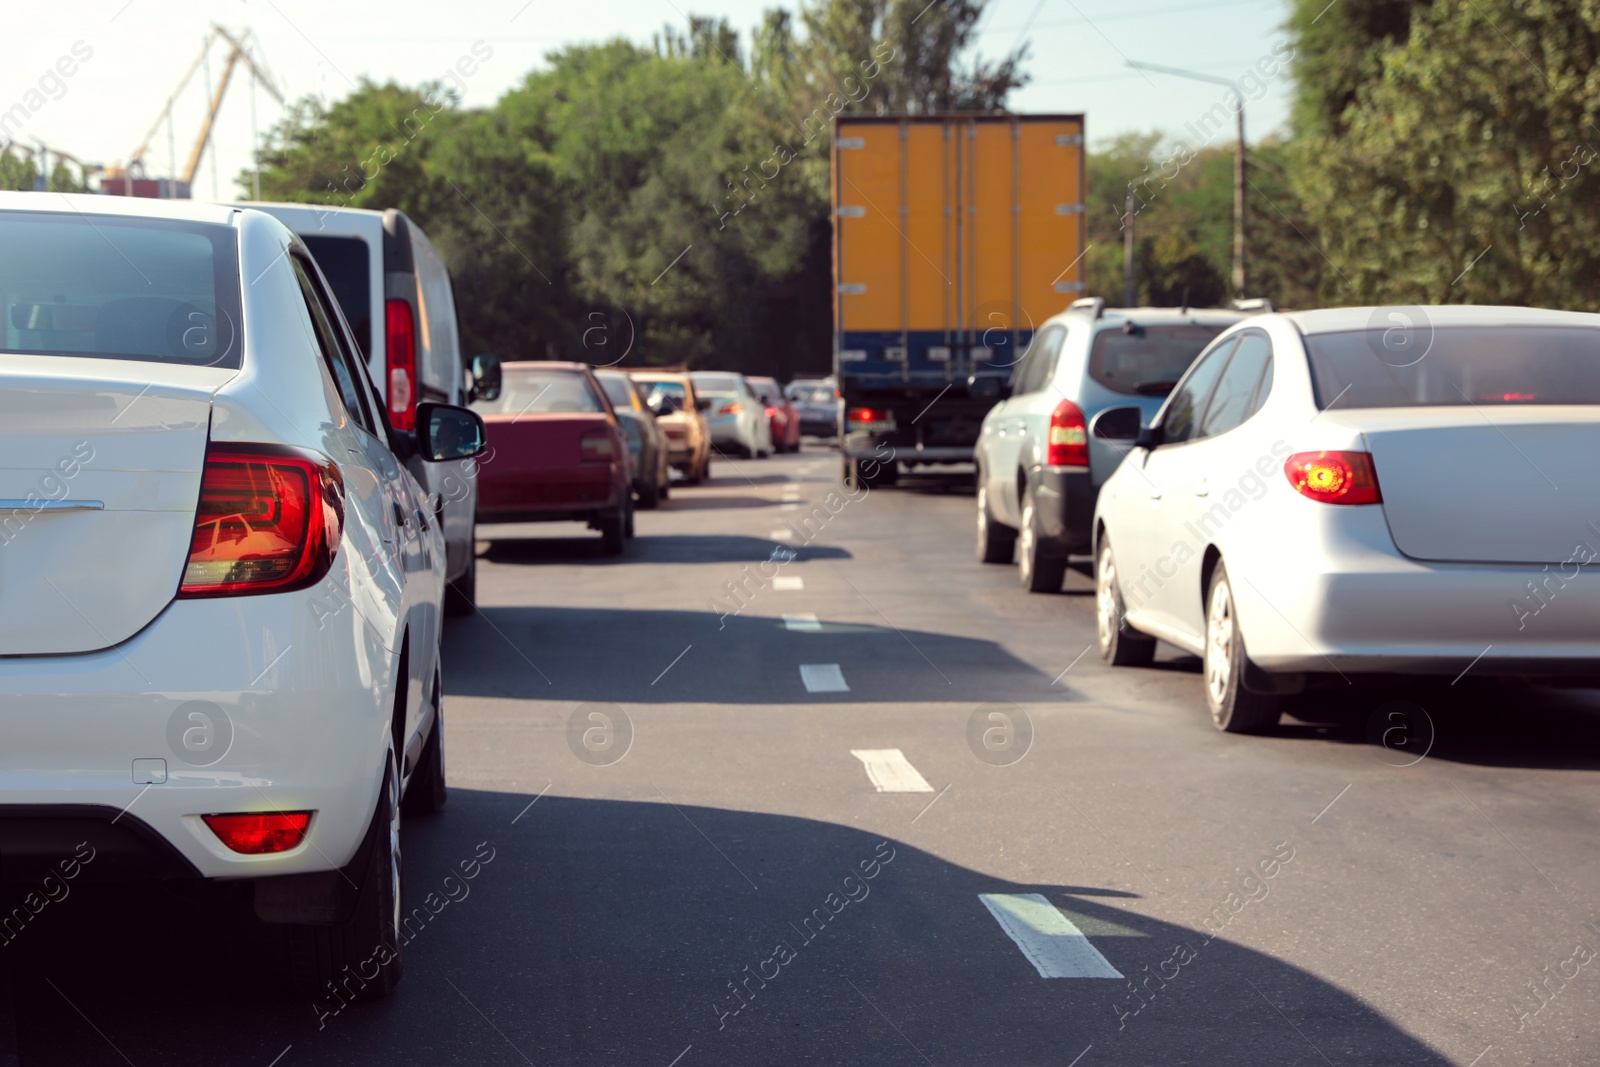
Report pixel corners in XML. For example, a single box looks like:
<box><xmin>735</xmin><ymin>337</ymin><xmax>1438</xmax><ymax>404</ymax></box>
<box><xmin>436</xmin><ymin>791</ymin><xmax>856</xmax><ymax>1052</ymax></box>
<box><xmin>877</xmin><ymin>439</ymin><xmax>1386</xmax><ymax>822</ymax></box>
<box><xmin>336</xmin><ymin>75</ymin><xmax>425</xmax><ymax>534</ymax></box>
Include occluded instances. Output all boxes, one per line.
<box><xmin>1019</xmin><ymin>501</ymin><xmax>1035</xmax><ymax>576</ymax></box>
<box><xmin>976</xmin><ymin>487</ymin><xmax>989</xmax><ymax>545</ymax></box>
<box><xmin>1097</xmin><ymin>550</ymin><xmax>1117</xmax><ymax>648</ymax></box>
<box><xmin>388</xmin><ymin>758</ymin><xmax>402</xmax><ymax>942</ymax></box>
<box><xmin>1205</xmin><ymin>581</ymin><xmax>1234</xmax><ymax>711</ymax></box>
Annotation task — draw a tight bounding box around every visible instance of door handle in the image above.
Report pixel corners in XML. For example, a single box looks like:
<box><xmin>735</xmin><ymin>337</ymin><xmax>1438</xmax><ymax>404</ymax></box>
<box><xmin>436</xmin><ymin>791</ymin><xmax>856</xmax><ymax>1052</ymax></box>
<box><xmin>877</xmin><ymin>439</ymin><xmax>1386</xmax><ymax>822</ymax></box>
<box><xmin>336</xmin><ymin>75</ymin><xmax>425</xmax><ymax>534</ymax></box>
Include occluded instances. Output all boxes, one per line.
<box><xmin>1195</xmin><ymin>478</ymin><xmax>1210</xmax><ymax>498</ymax></box>
<box><xmin>393</xmin><ymin>501</ymin><xmax>410</xmax><ymax>528</ymax></box>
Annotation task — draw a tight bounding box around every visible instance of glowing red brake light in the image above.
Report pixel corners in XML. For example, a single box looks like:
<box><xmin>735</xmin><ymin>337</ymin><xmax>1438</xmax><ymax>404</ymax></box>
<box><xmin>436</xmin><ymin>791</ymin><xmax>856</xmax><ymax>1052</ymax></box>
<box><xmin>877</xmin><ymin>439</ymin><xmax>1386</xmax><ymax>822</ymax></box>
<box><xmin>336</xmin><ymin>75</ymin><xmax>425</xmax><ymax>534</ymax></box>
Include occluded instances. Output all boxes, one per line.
<box><xmin>385</xmin><ymin>298</ymin><xmax>417</xmax><ymax>432</ymax></box>
<box><xmin>848</xmin><ymin>407</ymin><xmax>879</xmax><ymax>423</ymax></box>
<box><xmin>1046</xmin><ymin>398</ymin><xmax>1088</xmax><ymax>467</ymax></box>
<box><xmin>179</xmin><ymin>444</ymin><xmax>343</xmax><ymax>597</ymax></box>
<box><xmin>1284</xmin><ymin>451</ymin><xmax>1383</xmax><ymax>505</ymax></box>
<box><xmin>203</xmin><ymin>812</ymin><xmax>312</xmax><ymax>854</ymax></box>
<box><xmin>764</xmin><ymin>406</ymin><xmax>777</xmax><ymax>417</ymax></box>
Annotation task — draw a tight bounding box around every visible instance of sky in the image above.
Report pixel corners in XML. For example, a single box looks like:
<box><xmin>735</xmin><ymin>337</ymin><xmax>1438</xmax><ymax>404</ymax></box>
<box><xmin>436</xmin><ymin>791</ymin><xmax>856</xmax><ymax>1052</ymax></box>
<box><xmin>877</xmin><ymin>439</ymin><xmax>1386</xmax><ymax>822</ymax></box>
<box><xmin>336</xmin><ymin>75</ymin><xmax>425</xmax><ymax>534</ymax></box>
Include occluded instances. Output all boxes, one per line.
<box><xmin>5</xmin><ymin>0</ymin><xmax>1295</xmax><ymax>199</ymax></box>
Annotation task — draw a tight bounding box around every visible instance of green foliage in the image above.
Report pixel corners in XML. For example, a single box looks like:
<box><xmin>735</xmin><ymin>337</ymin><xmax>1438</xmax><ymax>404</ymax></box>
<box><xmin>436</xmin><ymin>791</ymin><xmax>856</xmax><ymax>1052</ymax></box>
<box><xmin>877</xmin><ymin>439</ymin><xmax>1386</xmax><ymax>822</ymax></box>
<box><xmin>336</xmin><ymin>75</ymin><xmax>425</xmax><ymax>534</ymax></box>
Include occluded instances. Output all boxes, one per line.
<box><xmin>247</xmin><ymin>5</ymin><xmax>1022</xmax><ymax>377</ymax></box>
<box><xmin>1291</xmin><ymin>0</ymin><xmax>1600</xmax><ymax>307</ymax></box>
<box><xmin>1285</xmin><ymin>0</ymin><xmax>1430</xmax><ymax>137</ymax></box>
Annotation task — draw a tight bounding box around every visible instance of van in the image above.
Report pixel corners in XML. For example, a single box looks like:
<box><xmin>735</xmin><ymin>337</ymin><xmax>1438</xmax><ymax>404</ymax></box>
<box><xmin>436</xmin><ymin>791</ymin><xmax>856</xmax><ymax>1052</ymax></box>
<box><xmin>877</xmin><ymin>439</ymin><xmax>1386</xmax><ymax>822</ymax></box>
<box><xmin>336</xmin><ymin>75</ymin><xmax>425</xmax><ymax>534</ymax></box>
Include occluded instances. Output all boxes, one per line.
<box><xmin>235</xmin><ymin>203</ymin><xmax>498</xmax><ymax>613</ymax></box>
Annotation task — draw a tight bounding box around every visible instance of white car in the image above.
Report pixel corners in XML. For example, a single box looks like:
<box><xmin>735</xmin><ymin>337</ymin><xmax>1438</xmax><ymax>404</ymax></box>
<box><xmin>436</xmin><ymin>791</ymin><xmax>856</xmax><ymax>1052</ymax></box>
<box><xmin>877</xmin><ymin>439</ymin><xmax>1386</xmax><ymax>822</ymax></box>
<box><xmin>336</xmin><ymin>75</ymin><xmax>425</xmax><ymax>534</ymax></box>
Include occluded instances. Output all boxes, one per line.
<box><xmin>0</xmin><ymin>193</ymin><xmax>486</xmax><ymax>994</ymax></box>
<box><xmin>1092</xmin><ymin>305</ymin><xmax>1600</xmax><ymax>732</ymax></box>
<box><xmin>691</xmin><ymin>371</ymin><xmax>773</xmax><ymax>458</ymax></box>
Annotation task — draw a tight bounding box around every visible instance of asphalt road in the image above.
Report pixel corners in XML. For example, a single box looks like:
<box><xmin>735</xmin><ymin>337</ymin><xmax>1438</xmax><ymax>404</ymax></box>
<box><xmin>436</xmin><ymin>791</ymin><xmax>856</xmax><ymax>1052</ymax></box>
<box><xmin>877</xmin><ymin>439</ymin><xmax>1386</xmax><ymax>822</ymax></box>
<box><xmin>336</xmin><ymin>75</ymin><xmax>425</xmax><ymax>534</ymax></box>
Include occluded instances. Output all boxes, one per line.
<box><xmin>8</xmin><ymin>445</ymin><xmax>1600</xmax><ymax>1066</ymax></box>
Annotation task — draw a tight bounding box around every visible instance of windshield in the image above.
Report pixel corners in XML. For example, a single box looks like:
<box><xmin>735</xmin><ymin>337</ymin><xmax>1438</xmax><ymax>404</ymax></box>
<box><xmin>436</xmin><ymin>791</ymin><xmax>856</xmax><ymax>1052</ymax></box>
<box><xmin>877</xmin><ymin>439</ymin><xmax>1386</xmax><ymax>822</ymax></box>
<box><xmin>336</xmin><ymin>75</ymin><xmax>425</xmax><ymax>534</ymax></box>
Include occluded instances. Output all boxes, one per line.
<box><xmin>473</xmin><ymin>367</ymin><xmax>604</xmax><ymax>414</ymax></box>
<box><xmin>1305</xmin><ymin>325</ymin><xmax>1600</xmax><ymax>408</ymax></box>
<box><xmin>692</xmin><ymin>373</ymin><xmax>742</xmax><ymax>396</ymax></box>
<box><xmin>301</xmin><ymin>235</ymin><xmax>372</xmax><ymax>358</ymax></box>
<box><xmin>1089</xmin><ymin>324</ymin><xmax>1228</xmax><ymax>396</ymax></box>
<box><xmin>0</xmin><ymin>211</ymin><xmax>242</xmax><ymax>368</ymax></box>
<box><xmin>596</xmin><ymin>374</ymin><xmax>635</xmax><ymax>410</ymax></box>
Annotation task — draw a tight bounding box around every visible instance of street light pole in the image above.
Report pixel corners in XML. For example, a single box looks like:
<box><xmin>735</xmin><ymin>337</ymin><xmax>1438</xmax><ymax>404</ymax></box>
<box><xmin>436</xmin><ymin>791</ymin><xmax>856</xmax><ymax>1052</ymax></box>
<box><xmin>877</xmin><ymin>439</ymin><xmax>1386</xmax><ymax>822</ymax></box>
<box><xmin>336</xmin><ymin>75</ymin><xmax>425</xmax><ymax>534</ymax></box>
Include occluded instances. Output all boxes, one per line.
<box><xmin>1126</xmin><ymin>60</ymin><xmax>1247</xmax><ymax>296</ymax></box>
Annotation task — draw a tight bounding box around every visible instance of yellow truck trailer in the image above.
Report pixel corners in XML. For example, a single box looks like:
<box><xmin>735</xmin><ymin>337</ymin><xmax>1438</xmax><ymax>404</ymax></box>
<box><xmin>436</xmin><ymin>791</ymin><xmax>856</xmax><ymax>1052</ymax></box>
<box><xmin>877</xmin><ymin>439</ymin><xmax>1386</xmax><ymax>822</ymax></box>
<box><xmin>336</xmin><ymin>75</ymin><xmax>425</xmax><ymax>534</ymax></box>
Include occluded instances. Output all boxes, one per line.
<box><xmin>832</xmin><ymin>112</ymin><xmax>1086</xmax><ymax>486</ymax></box>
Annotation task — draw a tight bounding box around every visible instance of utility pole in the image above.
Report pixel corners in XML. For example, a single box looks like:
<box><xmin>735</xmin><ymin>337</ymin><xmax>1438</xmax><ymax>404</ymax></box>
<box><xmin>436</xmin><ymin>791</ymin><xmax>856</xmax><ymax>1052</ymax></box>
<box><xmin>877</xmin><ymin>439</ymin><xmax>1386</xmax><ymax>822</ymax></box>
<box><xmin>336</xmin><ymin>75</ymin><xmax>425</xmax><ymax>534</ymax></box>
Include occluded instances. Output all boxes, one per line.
<box><xmin>1126</xmin><ymin>59</ymin><xmax>1248</xmax><ymax>296</ymax></box>
<box><xmin>1123</xmin><ymin>189</ymin><xmax>1136</xmax><ymax>308</ymax></box>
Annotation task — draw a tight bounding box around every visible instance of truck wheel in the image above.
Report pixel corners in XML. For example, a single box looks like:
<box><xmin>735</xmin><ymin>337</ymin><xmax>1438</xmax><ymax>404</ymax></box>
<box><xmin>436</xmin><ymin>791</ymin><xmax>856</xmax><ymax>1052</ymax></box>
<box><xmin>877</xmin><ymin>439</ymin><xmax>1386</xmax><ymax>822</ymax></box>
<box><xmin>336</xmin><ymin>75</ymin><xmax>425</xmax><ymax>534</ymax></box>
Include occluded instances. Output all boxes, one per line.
<box><xmin>976</xmin><ymin>483</ymin><xmax>1016</xmax><ymax>564</ymax></box>
<box><xmin>1018</xmin><ymin>485</ymin><xmax>1067</xmax><ymax>593</ymax></box>
<box><xmin>284</xmin><ymin>753</ymin><xmax>403</xmax><ymax>998</ymax></box>
<box><xmin>443</xmin><ymin>547</ymin><xmax>476</xmax><ymax>618</ymax></box>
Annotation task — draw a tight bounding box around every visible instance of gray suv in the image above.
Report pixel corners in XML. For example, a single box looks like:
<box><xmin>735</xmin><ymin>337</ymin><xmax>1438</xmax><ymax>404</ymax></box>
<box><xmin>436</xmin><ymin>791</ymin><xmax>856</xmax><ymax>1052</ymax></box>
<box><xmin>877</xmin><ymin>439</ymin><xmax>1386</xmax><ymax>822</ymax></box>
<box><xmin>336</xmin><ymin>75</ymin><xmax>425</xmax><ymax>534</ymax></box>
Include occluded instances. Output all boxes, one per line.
<box><xmin>973</xmin><ymin>298</ymin><xmax>1251</xmax><ymax>592</ymax></box>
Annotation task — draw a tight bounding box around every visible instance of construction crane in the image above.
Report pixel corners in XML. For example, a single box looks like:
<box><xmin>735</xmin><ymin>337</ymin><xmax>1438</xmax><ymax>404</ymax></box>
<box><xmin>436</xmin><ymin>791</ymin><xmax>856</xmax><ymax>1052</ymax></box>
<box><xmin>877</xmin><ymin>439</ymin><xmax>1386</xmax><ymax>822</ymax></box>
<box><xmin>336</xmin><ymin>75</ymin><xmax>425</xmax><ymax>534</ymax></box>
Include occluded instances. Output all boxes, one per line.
<box><xmin>105</xmin><ymin>24</ymin><xmax>283</xmax><ymax>196</ymax></box>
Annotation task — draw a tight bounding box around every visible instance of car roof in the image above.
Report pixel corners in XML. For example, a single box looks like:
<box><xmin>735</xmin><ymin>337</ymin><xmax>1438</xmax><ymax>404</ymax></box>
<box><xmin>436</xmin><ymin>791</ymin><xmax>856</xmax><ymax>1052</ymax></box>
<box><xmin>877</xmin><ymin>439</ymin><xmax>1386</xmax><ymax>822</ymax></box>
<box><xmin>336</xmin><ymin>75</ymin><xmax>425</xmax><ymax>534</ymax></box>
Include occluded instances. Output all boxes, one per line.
<box><xmin>1056</xmin><ymin>306</ymin><xmax>1248</xmax><ymax>330</ymax></box>
<box><xmin>0</xmin><ymin>190</ymin><xmax>239</xmax><ymax>226</ymax></box>
<box><xmin>1286</xmin><ymin>305</ymin><xmax>1600</xmax><ymax>334</ymax></box>
<box><xmin>504</xmin><ymin>360</ymin><xmax>591</xmax><ymax>373</ymax></box>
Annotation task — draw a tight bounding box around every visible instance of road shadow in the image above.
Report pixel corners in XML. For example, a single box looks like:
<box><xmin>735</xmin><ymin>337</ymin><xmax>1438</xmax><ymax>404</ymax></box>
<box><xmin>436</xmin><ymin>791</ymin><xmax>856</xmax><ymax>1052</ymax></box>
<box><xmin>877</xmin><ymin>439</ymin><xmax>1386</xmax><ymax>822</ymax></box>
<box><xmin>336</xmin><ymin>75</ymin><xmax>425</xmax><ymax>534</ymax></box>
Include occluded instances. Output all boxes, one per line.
<box><xmin>443</xmin><ymin>606</ymin><xmax>1071</xmax><ymax>704</ymax></box>
<box><xmin>655</xmin><ymin>495</ymin><xmax>788</xmax><ymax>511</ymax></box>
<box><xmin>479</xmin><ymin>535</ymin><xmax>852</xmax><ymax>566</ymax></box>
<box><xmin>6</xmin><ymin>792</ymin><xmax>1447</xmax><ymax>1066</ymax></box>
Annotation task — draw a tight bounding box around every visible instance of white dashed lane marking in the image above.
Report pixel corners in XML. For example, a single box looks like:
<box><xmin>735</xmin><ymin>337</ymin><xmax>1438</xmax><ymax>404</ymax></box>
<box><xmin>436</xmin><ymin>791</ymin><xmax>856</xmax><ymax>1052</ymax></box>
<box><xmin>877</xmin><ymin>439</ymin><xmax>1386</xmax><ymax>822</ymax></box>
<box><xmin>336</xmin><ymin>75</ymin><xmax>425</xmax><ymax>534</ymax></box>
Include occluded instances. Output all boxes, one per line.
<box><xmin>849</xmin><ymin>748</ymin><xmax>934</xmax><ymax>792</ymax></box>
<box><xmin>978</xmin><ymin>894</ymin><xmax>1124</xmax><ymax>979</ymax></box>
<box><xmin>800</xmin><ymin>663</ymin><xmax>850</xmax><ymax>693</ymax></box>
<box><xmin>772</xmin><ymin>576</ymin><xmax>804</xmax><ymax>591</ymax></box>
<box><xmin>770</xmin><ymin>528</ymin><xmax>794</xmax><ymax>541</ymax></box>
<box><xmin>783</xmin><ymin>613</ymin><xmax>821</xmax><ymax>632</ymax></box>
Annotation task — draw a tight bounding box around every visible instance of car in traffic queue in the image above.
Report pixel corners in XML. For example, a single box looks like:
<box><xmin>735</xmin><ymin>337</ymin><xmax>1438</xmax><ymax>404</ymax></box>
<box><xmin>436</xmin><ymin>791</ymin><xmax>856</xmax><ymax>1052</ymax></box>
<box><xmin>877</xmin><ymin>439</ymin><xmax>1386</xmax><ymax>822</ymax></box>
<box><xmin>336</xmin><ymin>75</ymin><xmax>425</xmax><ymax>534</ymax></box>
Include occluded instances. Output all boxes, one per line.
<box><xmin>974</xmin><ymin>298</ymin><xmax>1249</xmax><ymax>592</ymax></box>
<box><xmin>472</xmin><ymin>361</ymin><xmax>635</xmax><ymax>554</ymax></box>
<box><xmin>786</xmin><ymin>378</ymin><xmax>839</xmax><ymax>438</ymax></box>
<box><xmin>630</xmin><ymin>371</ymin><xmax>712</xmax><ymax>483</ymax></box>
<box><xmin>0</xmin><ymin>192</ymin><xmax>488</xmax><ymax>996</ymax></box>
<box><xmin>748</xmin><ymin>375</ymin><xmax>802</xmax><ymax>453</ymax></box>
<box><xmin>231</xmin><ymin>202</ymin><xmax>500</xmax><ymax>616</ymax></box>
<box><xmin>1092</xmin><ymin>304</ymin><xmax>1600</xmax><ymax>732</ymax></box>
<box><xmin>691</xmin><ymin>371</ymin><xmax>773</xmax><ymax>459</ymax></box>
<box><xmin>596</xmin><ymin>369</ymin><xmax>671</xmax><ymax>508</ymax></box>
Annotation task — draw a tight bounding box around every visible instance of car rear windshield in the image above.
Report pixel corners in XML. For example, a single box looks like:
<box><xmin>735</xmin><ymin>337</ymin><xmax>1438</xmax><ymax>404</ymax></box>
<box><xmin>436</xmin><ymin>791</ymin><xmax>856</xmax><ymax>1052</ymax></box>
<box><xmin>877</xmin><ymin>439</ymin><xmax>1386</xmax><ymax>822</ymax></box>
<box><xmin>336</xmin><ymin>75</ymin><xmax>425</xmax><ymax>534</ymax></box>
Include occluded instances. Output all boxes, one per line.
<box><xmin>474</xmin><ymin>367</ymin><xmax>604</xmax><ymax>414</ymax></box>
<box><xmin>0</xmin><ymin>211</ymin><xmax>241</xmax><ymax>368</ymax></box>
<box><xmin>1306</xmin><ymin>326</ymin><xmax>1600</xmax><ymax>408</ymax></box>
<box><xmin>693</xmin><ymin>373</ymin><xmax>742</xmax><ymax>395</ymax></box>
<box><xmin>302</xmin><ymin>235</ymin><xmax>371</xmax><ymax>358</ymax></box>
<box><xmin>596</xmin><ymin>374</ymin><xmax>634</xmax><ymax>409</ymax></box>
<box><xmin>641</xmin><ymin>380</ymin><xmax>686</xmax><ymax>401</ymax></box>
<box><xmin>1088</xmin><ymin>325</ymin><xmax>1228</xmax><ymax>396</ymax></box>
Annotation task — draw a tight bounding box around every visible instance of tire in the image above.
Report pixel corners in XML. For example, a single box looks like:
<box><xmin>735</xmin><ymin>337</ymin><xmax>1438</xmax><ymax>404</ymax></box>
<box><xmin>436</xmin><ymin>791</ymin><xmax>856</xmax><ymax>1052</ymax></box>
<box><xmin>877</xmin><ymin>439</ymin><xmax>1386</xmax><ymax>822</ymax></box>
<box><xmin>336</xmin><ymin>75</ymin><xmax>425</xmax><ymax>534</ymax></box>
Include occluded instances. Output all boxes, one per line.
<box><xmin>1204</xmin><ymin>563</ymin><xmax>1281</xmax><ymax>733</ymax></box>
<box><xmin>600</xmin><ymin>504</ymin><xmax>627</xmax><ymax>555</ymax></box>
<box><xmin>637</xmin><ymin>475</ymin><xmax>660</xmax><ymax>510</ymax></box>
<box><xmin>284</xmin><ymin>753</ymin><xmax>403</xmax><ymax>998</ymax></box>
<box><xmin>624</xmin><ymin>497</ymin><xmax>636</xmax><ymax>539</ymax></box>
<box><xmin>403</xmin><ymin>670</ymin><xmax>446</xmax><ymax>816</ymax></box>
<box><xmin>976</xmin><ymin>481</ymin><xmax>1017</xmax><ymax>564</ymax></box>
<box><xmin>847</xmin><ymin>457</ymin><xmax>898</xmax><ymax>490</ymax></box>
<box><xmin>443</xmin><ymin>545</ymin><xmax>476</xmax><ymax>618</ymax></box>
<box><xmin>1018</xmin><ymin>484</ymin><xmax>1067</xmax><ymax>593</ymax></box>
<box><xmin>1096</xmin><ymin>539</ymin><xmax>1156</xmax><ymax>666</ymax></box>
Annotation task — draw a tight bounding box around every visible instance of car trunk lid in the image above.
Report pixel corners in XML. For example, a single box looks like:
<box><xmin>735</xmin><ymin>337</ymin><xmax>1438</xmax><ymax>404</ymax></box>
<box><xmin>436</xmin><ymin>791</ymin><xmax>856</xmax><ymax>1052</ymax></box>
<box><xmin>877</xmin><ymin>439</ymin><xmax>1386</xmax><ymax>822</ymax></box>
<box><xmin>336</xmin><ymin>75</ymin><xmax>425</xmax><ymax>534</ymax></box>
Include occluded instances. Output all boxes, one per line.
<box><xmin>477</xmin><ymin>413</ymin><xmax>613</xmax><ymax>508</ymax></box>
<box><xmin>0</xmin><ymin>356</ymin><xmax>229</xmax><ymax>655</ymax></box>
<box><xmin>1360</xmin><ymin>407</ymin><xmax>1600</xmax><ymax>564</ymax></box>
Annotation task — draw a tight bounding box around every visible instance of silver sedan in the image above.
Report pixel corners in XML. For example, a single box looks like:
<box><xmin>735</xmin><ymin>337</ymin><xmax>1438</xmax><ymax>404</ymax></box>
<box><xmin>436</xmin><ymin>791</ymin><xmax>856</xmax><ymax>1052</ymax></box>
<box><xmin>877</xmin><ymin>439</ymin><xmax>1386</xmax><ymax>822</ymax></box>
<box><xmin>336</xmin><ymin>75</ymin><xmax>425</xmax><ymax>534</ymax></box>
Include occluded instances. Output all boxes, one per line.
<box><xmin>1091</xmin><ymin>305</ymin><xmax>1600</xmax><ymax>732</ymax></box>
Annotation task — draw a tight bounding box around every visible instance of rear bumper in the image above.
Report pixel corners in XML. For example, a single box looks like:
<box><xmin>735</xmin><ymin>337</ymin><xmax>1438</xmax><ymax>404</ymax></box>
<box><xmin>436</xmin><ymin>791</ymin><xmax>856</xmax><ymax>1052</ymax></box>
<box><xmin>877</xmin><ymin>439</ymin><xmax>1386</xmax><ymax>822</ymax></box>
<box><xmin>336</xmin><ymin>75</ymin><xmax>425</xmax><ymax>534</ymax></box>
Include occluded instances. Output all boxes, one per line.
<box><xmin>843</xmin><ymin>442</ymin><xmax>973</xmax><ymax>463</ymax></box>
<box><xmin>478</xmin><ymin>466</ymin><xmax>624</xmax><ymax>520</ymax></box>
<box><xmin>0</xmin><ymin>576</ymin><xmax>394</xmax><ymax>883</ymax></box>
<box><xmin>1031</xmin><ymin>466</ymin><xmax>1097</xmax><ymax>555</ymax></box>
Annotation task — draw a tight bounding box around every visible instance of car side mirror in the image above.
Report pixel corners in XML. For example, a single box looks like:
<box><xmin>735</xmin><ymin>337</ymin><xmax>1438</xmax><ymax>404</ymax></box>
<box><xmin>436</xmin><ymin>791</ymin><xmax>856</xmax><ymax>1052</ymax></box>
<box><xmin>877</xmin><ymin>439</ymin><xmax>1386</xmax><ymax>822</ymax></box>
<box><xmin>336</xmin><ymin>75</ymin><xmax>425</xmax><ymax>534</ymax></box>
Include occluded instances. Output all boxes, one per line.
<box><xmin>696</xmin><ymin>397</ymin><xmax>712</xmax><ymax>412</ymax></box>
<box><xmin>469</xmin><ymin>353</ymin><xmax>501</xmax><ymax>402</ymax></box>
<box><xmin>1091</xmin><ymin>405</ymin><xmax>1144</xmax><ymax>442</ymax></box>
<box><xmin>1134</xmin><ymin>424</ymin><xmax>1163</xmax><ymax>449</ymax></box>
<box><xmin>416</xmin><ymin>402</ymin><xmax>488</xmax><ymax>462</ymax></box>
<box><xmin>647</xmin><ymin>392</ymin><xmax>667</xmax><ymax>414</ymax></box>
<box><xmin>967</xmin><ymin>374</ymin><xmax>1010</xmax><ymax>400</ymax></box>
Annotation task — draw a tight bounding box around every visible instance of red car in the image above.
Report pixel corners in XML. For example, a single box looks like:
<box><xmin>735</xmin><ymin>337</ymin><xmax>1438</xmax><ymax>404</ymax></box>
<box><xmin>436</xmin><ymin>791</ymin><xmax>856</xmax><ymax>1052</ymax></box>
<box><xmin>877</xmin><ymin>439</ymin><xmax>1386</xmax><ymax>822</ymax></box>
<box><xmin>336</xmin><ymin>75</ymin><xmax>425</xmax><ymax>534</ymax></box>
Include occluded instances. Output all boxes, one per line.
<box><xmin>749</xmin><ymin>376</ymin><xmax>802</xmax><ymax>454</ymax></box>
<box><xmin>473</xmin><ymin>361</ymin><xmax>634</xmax><ymax>554</ymax></box>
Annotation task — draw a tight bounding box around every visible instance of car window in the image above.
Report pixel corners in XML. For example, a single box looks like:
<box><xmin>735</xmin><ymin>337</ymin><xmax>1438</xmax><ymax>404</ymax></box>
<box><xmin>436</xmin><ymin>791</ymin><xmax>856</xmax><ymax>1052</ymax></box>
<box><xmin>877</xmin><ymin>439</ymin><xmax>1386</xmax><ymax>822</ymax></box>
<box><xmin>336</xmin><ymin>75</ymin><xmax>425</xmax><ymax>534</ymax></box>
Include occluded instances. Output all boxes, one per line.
<box><xmin>1304</xmin><ymin>325</ymin><xmax>1600</xmax><ymax>408</ymax></box>
<box><xmin>0</xmin><ymin>211</ymin><xmax>242</xmax><ymax>368</ymax></box>
<box><xmin>693</xmin><ymin>373</ymin><xmax>742</xmax><ymax>396</ymax></box>
<box><xmin>1088</xmin><ymin>324</ymin><xmax>1230</xmax><ymax>396</ymax></box>
<box><xmin>1013</xmin><ymin>326</ymin><xmax>1065</xmax><ymax>395</ymax></box>
<box><xmin>475</xmin><ymin>367</ymin><xmax>604</xmax><ymax>414</ymax></box>
<box><xmin>1197</xmin><ymin>332</ymin><xmax>1272</xmax><ymax>438</ymax></box>
<box><xmin>301</xmin><ymin>235</ymin><xmax>372</xmax><ymax>359</ymax></box>
<box><xmin>1159</xmin><ymin>337</ymin><xmax>1237</xmax><ymax>445</ymax></box>
<box><xmin>292</xmin><ymin>254</ymin><xmax>375</xmax><ymax>434</ymax></box>
<box><xmin>597</xmin><ymin>374</ymin><xmax>637</xmax><ymax>411</ymax></box>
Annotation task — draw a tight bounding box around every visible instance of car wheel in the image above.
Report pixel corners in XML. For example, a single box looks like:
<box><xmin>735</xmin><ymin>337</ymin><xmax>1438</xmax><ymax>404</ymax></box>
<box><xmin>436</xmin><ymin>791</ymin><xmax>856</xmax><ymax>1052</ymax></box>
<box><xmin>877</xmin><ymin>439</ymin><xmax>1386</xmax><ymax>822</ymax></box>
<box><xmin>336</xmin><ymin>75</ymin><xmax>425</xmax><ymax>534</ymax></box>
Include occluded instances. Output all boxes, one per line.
<box><xmin>1018</xmin><ymin>485</ymin><xmax>1067</xmax><ymax>593</ymax></box>
<box><xmin>637</xmin><ymin>475</ymin><xmax>660</xmax><ymax>510</ymax></box>
<box><xmin>624</xmin><ymin>496</ymin><xmax>636</xmax><ymax>539</ymax></box>
<box><xmin>1096</xmin><ymin>540</ymin><xmax>1156</xmax><ymax>666</ymax></box>
<box><xmin>443</xmin><ymin>544</ymin><xmax>476</xmax><ymax>618</ymax></box>
<box><xmin>284</xmin><ymin>752</ymin><xmax>403</xmax><ymax>998</ymax></box>
<box><xmin>1204</xmin><ymin>563</ymin><xmax>1280</xmax><ymax>733</ymax></box>
<box><xmin>976</xmin><ymin>481</ymin><xmax>1017</xmax><ymax>564</ymax></box>
<box><xmin>403</xmin><ymin>669</ymin><xmax>447</xmax><ymax>815</ymax></box>
<box><xmin>600</xmin><ymin>505</ymin><xmax>627</xmax><ymax>555</ymax></box>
